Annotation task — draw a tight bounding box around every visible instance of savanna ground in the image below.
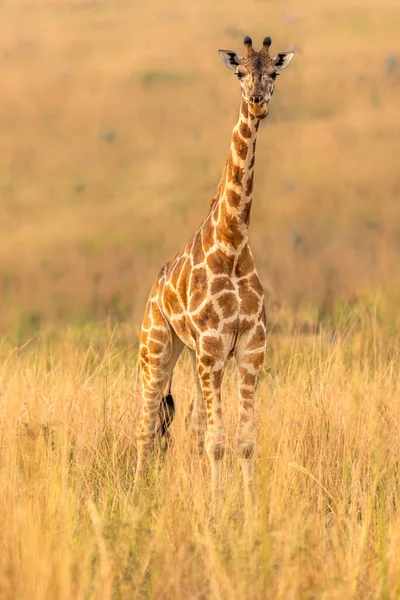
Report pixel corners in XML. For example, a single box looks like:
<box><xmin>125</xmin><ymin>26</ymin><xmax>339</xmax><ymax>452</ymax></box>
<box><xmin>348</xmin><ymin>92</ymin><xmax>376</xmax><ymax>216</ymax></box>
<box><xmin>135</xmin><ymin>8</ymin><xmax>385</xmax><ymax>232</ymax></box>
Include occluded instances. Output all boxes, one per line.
<box><xmin>1</xmin><ymin>0</ymin><xmax>400</xmax><ymax>598</ymax></box>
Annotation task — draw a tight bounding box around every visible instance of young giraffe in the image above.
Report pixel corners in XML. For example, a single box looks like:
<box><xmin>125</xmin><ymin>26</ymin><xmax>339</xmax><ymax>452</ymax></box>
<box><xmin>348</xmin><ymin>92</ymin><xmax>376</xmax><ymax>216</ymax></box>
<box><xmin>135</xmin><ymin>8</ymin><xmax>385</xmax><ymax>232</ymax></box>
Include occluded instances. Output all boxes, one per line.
<box><xmin>134</xmin><ymin>36</ymin><xmax>294</xmax><ymax>511</ymax></box>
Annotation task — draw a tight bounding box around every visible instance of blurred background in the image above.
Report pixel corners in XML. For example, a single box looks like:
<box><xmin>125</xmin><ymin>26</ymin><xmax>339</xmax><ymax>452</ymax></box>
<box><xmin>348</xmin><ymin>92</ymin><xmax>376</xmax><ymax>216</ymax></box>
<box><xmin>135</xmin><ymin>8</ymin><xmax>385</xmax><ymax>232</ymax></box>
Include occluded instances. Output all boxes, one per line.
<box><xmin>0</xmin><ymin>0</ymin><xmax>399</xmax><ymax>339</ymax></box>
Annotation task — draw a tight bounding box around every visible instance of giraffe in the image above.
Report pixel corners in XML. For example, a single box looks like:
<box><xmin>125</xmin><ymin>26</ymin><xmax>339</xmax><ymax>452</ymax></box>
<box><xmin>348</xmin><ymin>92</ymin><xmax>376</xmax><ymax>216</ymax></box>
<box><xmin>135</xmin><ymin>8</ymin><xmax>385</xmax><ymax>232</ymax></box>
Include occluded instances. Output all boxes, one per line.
<box><xmin>134</xmin><ymin>36</ymin><xmax>294</xmax><ymax>514</ymax></box>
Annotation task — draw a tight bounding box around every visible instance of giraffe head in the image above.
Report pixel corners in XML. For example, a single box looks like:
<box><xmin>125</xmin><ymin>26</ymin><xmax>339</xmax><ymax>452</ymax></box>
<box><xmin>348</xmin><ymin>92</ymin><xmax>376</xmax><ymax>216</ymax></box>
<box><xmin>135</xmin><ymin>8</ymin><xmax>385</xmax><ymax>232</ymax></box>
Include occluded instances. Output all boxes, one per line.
<box><xmin>219</xmin><ymin>36</ymin><xmax>294</xmax><ymax>119</ymax></box>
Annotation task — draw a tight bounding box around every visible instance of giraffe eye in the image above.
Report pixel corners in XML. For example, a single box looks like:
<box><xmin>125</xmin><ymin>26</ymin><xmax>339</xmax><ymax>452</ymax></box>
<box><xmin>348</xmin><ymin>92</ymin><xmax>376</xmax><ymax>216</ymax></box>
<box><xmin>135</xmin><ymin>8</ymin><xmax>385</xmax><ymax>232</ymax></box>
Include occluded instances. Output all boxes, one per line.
<box><xmin>270</xmin><ymin>72</ymin><xmax>279</xmax><ymax>80</ymax></box>
<box><xmin>235</xmin><ymin>71</ymin><xmax>245</xmax><ymax>80</ymax></box>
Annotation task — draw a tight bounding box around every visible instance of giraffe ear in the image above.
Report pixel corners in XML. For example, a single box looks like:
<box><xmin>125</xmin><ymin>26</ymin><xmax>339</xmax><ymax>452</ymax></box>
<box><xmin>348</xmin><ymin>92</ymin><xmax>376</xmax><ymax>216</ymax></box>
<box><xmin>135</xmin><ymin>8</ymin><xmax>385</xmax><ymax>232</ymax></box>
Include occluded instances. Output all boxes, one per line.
<box><xmin>218</xmin><ymin>50</ymin><xmax>242</xmax><ymax>70</ymax></box>
<box><xmin>273</xmin><ymin>51</ymin><xmax>295</xmax><ymax>71</ymax></box>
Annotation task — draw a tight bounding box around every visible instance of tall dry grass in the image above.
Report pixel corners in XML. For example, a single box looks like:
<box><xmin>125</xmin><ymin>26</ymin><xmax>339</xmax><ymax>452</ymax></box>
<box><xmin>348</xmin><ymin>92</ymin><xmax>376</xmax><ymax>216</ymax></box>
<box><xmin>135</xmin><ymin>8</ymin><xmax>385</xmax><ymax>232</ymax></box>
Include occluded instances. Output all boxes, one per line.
<box><xmin>1</xmin><ymin>319</ymin><xmax>400</xmax><ymax>599</ymax></box>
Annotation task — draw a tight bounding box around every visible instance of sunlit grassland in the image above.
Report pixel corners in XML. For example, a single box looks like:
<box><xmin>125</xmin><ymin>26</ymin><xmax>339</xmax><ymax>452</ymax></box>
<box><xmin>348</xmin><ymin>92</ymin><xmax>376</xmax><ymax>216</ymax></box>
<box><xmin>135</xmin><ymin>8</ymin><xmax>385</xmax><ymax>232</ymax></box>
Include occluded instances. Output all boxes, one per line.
<box><xmin>1</xmin><ymin>318</ymin><xmax>400</xmax><ymax>599</ymax></box>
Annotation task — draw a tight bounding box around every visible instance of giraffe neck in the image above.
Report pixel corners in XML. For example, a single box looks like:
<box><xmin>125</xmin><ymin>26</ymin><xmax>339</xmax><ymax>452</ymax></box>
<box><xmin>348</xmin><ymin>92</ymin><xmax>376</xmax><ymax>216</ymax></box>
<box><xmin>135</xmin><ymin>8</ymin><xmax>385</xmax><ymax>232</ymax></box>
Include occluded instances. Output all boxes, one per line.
<box><xmin>211</xmin><ymin>98</ymin><xmax>260</xmax><ymax>252</ymax></box>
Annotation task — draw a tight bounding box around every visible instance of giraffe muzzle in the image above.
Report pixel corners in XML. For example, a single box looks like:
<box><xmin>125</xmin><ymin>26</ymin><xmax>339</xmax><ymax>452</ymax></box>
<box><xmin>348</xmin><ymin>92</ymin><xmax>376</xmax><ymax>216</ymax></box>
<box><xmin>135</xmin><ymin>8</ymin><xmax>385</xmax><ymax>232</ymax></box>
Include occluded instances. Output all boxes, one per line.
<box><xmin>248</xmin><ymin>98</ymin><xmax>268</xmax><ymax>119</ymax></box>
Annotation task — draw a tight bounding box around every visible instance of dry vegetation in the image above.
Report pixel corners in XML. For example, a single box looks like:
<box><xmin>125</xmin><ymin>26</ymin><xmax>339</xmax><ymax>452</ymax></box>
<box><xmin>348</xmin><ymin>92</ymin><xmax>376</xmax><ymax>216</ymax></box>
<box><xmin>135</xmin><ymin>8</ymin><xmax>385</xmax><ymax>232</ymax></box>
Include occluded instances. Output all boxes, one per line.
<box><xmin>2</xmin><ymin>321</ymin><xmax>400</xmax><ymax>599</ymax></box>
<box><xmin>1</xmin><ymin>0</ymin><xmax>400</xmax><ymax>598</ymax></box>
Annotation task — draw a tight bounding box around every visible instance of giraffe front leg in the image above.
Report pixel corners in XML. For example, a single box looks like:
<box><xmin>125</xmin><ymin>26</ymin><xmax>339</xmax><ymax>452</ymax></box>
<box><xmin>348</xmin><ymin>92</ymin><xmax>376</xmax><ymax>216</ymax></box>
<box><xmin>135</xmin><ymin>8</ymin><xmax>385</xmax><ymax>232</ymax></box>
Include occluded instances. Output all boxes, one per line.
<box><xmin>197</xmin><ymin>354</ymin><xmax>226</xmax><ymax>517</ymax></box>
<box><xmin>186</xmin><ymin>351</ymin><xmax>207</xmax><ymax>458</ymax></box>
<box><xmin>236</xmin><ymin>328</ymin><xmax>266</xmax><ymax>524</ymax></box>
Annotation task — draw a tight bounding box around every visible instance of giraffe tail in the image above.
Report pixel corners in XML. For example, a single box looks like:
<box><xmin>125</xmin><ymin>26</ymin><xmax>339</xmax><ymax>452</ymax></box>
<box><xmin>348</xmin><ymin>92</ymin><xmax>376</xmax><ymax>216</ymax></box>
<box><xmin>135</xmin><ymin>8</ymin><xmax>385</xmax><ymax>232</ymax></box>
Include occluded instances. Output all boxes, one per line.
<box><xmin>157</xmin><ymin>379</ymin><xmax>175</xmax><ymax>444</ymax></box>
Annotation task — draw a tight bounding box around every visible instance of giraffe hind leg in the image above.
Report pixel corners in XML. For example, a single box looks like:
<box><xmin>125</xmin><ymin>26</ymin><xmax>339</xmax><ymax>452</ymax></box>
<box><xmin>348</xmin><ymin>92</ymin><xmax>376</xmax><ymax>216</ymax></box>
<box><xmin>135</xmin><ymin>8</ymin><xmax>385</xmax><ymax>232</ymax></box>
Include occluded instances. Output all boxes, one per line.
<box><xmin>134</xmin><ymin>300</ymin><xmax>183</xmax><ymax>496</ymax></box>
<box><xmin>236</xmin><ymin>324</ymin><xmax>267</xmax><ymax>523</ymax></box>
<box><xmin>194</xmin><ymin>341</ymin><xmax>227</xmax><ymax>516</ymax></box>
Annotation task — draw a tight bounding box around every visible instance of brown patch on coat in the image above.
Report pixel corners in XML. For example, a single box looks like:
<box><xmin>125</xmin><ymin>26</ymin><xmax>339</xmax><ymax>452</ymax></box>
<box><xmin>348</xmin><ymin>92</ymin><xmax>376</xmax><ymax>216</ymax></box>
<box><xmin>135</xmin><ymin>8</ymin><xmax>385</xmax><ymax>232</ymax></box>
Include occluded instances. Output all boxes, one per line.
<box><xmin>246</xmin><ymin>172</ymin><xmax>254</xmax><ymax>196</ymax></box>
<box><xmin>147</xmin><ymin>351</ymin><xmax>163</xmax><ymax>370</ymax></box>
<box><xmin>155</xmin><ymin>328</ymin><xmax>169</xmax><ymax>344</ymax></box>
<box><xmin>221</xmin><ymin>320</ymin><xmax>238</xmax><ymax>335</ymax></box>
<box><xmin>226</xmin><ymin>188</ymin><xmax>241</xmax><ymax>208</ymax></box>
<box><xmin>189</xmin><ymin>291</ymin><xmax>204</xmax><ymax>312</ymax></box>
<box><xmin>239</xmin><ymin>203</ymin><xmax>251</xmax><ymax>225</ymax></box>
<box><xmin>217</xmin><ymin>292</ymin><xmax>239</xmax><ymax>318</ymax></box>
<box><xmin>189</xmin><ymin>267</ymin><xmax>207</xmax><ymax>297</ymax></box>
<box><xmin>247</xmin><ymin>351</ymin><xmax>265</xmax><ymax>371</ymax></box>
<box><xmin>201</xmin><ymin>373</ymin><xmax>211</xmax><ymax>384</ymax></box>
<box><xmin>213</xmin><ymin>369</ymin><xmax>223</xmax><ymax>388</ymax></box>
<box><xmin>140</xmin><ymin>344</ymin><xmax>149</xmax><ymax>364</ymax></box>
<box><xmin>202</xmin><ymin>217</ymin><xmax>215</xmax><ymax>253</ymax></box>
<box><xmin>249</xmin><ymin>155</ymin><xmax>255</xmax><ymax>170</ymax></box>
<box><xmin>152</xmin><ymin>301</ymin><xmax>168</xmax><ymax>326</ymax></box>
<box><xmin>217</xmin><ymin>202</ymin><xmax>244</xmax><ymax>248</ymax></box>
<box><xmin>233</xmin><ymin>130</ymin><xmax>248</xmax><ymax>161</ymax></box>
<box><xmin>241</xmin><ymin>400</ymin><xmax>253</xmax><ymax>414</ymax></box>
<box><xmin>240</xmin><ymin>371</ymin><xmax>257</xmax><ymax>386</ymax></box>
<box><xmin>203</xmin><ymin>384</ymin><xmax>215</xmax><ymax>402</ymax></box>
<box><xmin>239</xmin><ymin>318</ymin><xmax>256</xmax><ymax>335</ymax></box>
<box><xmin>211</xmin><ymin>276</ymin><xmax>235</xmax><ymax>295</ymax></box>
<box><xmin>207</xmin><ymin>248</ymin><xmax>234</xmax><ymax>276</ymax></box>
<box><xmin>177</xmin><ymin>258</ymin><xmax>191</xmax><ymax>304</ymax></box>
<box><xmin>239</xmin><ymin>411</ymin><xmax>250</xmax><ymax>424</ymax></box>
<box><xmin>172</xmin><ymin>315</ymin><xmax>189</xmax><ymax>342</ymax></box>
<box><xmin>170</xmin><ymin>254</ymin><xmax>186</xmax><ymax>285</ymax></box>
<box><xmin>200</xmin><ymin>353</ymin><xmax>216</xmax><ymax>368</ymax></box>
<box><xmin>235</xmin><ymin>245</ymin><xmax>254</xmax><ymax>277</ymax></box>
<box><xmin>164</xmin><ymin>289</ymin><xmax>182</xmax><ymax>316</ymax></box>
<box><xmin>240</xmin><ymin>388</ymin><xmax>254</xmax><ymax>400</ymax></box>
<box><xmin>215</xmin><ymin>405</ymin><xmax>223</xmax><ymax>419</ymax></box>
<box><xmin>238</xmin><ymin>279</ymin><xmax>260</xmax><ymax>315</ymax></box>
<box><xmin>241</xmin><ymin>101</ymin><xmax>249</xmax><ymax>119</ymax></box>
<box><xmin>209</xmin><ymin>444</ymin><xmax>225</xmax><ymax>461</ymax></box>
<box><xmin>192</xmin><ymin>230</ymin><xmax>204</xmax><ymax>265</ymax></box>
<box><xmin>194</xmin><ymin>301</ymin><xmax>220</xmax><ymax>331</ymax></box>
<box><xmin>141</xmin><ymin>363</ymin><xmax>150</xmax><ymax>379</ymax></box>
<box><xmin>148</xmin><ymin>338</ymin><xmax>164</xmax><ymax>355</ymax></box>
<box><xmin>248</xmin><ymin>273</ymin><xmax>264</xmax><ymax>296</ymax></box>
<box><xmin>239</xmin><ymin>121</ymin><xmax>252</xmax><ymax>138</ymax></box>
<box><xmin>202</xmin><ymin>335</ymin><xmax>224</xmax><ymax>359</ymax></box>
<box><xmin>188</xmin><ymin>320</ymin><xmax>199</xmax><ymax>343</ymax></box>
<box><xmin>248</xmin><ymin>324</ymin><xmax>266</xmax><ymax>351</ymax></box>
<box><xmin>227</xmin><ymin>152</ymin><xmax>244</xmax><ymax>186</ymax></box>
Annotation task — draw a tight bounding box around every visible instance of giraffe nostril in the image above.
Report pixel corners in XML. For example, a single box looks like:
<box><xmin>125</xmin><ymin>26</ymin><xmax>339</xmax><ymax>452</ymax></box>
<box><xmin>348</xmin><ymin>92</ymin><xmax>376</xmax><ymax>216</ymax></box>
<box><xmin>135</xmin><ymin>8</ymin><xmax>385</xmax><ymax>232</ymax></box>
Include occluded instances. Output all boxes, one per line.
<box><xmin>250</xmin><ymin>95</ymin><xmax>263</xmax><ymax>104</ymax></box>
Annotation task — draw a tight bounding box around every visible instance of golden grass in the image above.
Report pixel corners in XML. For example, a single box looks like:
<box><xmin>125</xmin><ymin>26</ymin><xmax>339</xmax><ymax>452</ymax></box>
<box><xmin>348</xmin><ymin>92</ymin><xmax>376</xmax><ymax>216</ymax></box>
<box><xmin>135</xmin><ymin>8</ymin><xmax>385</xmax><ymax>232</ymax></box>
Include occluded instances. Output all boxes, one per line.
<box><xmin>1</xmin><ymin>320</ymin><xmax>400</xmax><ymax>599</ymax></box>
